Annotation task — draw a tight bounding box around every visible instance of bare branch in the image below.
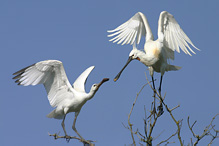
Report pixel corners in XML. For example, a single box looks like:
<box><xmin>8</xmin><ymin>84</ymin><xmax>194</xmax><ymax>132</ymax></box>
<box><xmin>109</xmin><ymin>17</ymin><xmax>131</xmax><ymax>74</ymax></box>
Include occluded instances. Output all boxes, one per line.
<box><xmin>188</xmin><ymin>113</ymin><xmax>219</xmax><ymax>146</ymax></box>
<box><xmin>126</xmin><ymin>82</ymin><xmax>150</xmax><ymax>146</ymax></box>
<box><xmin>48</xmin><ymin>132</ymin><xmax>95</xmax><ymax>146</ymax></box>
<box><xmin>170</xmin><ymin>104</ymin><xmax>180</xmax><ymax>112</ymax></box>
<box><xmin>157</xmin><ymin>129</ymin><xmax>178</xmax><ymax>146</ymax></box>
<box><xmin>126</xmin><ymin>72</ymin><xmax>218</xmax><ymax>146</ymax></box>
<box><xmin>187</xmin><ymin>117</ymin><xmax>198</xmax><ymax>138</ymax></box>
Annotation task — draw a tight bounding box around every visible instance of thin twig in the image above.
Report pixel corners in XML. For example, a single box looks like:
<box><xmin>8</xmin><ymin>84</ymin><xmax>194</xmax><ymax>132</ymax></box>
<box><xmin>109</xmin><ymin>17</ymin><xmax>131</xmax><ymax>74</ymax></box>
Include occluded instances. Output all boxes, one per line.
<box><xmin>157</xmin><ymin>129</ymin><xmax>178</xmax><ymax>146</ymax></box>
<box><xmin>127</xmin><ymin>83</ymin><xmax>149</xmax><ymax>146</ymax></box>
<box><xmin>188</xmin><ymin>113</ymin><xmax>219</xmax><ymax>146</ymax></box>
<box><xmin>187</xmin><ymin>117</ymin><xmax>198</xmax><ymax>138</ymax></box>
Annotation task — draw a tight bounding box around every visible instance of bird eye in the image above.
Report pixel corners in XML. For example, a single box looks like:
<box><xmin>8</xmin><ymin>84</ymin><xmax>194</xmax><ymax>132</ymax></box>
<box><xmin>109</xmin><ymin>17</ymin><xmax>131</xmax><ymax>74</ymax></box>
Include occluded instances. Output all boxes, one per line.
<box><xmin>93</xmin><ymin>84</ymin><xmax>97</xmax><ymax>87</ymax></box>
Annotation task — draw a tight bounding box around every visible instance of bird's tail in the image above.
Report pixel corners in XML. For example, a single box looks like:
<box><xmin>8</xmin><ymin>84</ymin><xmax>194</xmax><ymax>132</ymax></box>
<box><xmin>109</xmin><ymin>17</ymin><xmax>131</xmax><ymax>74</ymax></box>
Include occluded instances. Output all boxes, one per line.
<box><xmin>166</xmin><ymin>65</ymin><xmax>182</xmax><ymax>72</ymax></box>
<box><xmin>47</xmin><ymin>109</ymin><xmax>64</xmax><ymax>119</ymax></box>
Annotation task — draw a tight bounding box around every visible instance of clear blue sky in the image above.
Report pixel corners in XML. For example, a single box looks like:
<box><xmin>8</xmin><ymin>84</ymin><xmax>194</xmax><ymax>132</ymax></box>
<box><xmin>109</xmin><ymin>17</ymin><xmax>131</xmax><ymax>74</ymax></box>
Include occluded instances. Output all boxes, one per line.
<box><xmin>1</xmin><ymin>0</ymin><xmax>219</xmax><ymax>145</ymax></box>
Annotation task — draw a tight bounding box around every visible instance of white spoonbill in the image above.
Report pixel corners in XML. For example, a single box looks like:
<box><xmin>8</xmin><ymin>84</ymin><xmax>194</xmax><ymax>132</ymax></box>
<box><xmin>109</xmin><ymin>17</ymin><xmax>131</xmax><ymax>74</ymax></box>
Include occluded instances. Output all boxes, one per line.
<box><xmin>12</xmin><ymin>60</ymin><xmax>109</xmax><ymax>142</ymax></box>
<box><xmin>108</xmin><ymin>11</ymin><xmax>199</xmax><ymax>94</ymax></box>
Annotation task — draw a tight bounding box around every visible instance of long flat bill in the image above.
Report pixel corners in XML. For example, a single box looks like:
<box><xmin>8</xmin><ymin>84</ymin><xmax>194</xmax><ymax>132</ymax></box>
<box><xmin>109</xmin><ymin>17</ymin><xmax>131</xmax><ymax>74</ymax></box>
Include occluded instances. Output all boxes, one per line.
<box><xmin>114</xmin><ymin>56</ymin><xmax>133</xmax><ymax>82</ymax></box>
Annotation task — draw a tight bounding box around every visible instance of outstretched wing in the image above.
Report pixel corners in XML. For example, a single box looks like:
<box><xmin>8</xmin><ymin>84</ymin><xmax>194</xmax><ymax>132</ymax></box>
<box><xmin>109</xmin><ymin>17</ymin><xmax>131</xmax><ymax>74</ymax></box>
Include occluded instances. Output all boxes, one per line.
<box><xmin>13</xmin><ymin>60</ymin><xmax>73</xmax><ymax>107</ymax></box>
<box><xmin>73</xmin><ymin>66</ymin><xmax>95</xmax><ymax>92</ymax></box>
<box><xmin>107</xmin><ymin>12</ymin><xmax>154</xmax><ymax>45</ymax></box>
<box><xmin>158</xmin><ymin>11</ymin><xmax>199</xmax><ymax>56</ymax></box>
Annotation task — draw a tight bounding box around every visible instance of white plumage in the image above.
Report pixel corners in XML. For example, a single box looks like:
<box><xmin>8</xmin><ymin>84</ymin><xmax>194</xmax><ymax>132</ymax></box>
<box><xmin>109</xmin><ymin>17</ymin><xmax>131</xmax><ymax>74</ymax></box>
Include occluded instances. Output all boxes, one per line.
<box><xmin>108</xmin><ymin>11</ymin><xmax>199</xmax><ymax>94</ymax></box>
<box><xmin>13</xmin><ymin>60</ymin><xmax>109</xmax><ymax>142</ymax></box>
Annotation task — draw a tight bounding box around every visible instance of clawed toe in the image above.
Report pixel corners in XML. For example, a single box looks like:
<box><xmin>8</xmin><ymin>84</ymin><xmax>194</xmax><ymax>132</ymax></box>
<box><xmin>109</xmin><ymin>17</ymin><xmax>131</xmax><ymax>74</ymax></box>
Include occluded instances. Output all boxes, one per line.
<box><xmin>64</xmin><ymin>135</ymin><xmax>71</xmax><ymax>142</ymax></box>
<box><xmin>157</xmin><ymin>103</ymin><xmax>164</xmax><ymax>117</ymax></box>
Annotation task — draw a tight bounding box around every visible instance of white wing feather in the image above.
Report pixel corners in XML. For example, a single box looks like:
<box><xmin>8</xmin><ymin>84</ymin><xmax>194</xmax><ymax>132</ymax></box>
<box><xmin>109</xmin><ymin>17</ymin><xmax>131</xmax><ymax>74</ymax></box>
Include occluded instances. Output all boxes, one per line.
<box><xmin>13</xmin><ymin>60</ymin><xmax>73</xmax><ymax>107</ymax></box>
<box><xmin>158</xmin><ymin>11</ymin><xmax>199</xmax><ymax>56</ymax></box>
<box><xmin>107</xmin><ymin>12</ymin><xmax>154</xmax><ymax>45</ymax></box>
<box><xmin>73</xmin><ymin>66</ymin><xmax>95</xmax><ymax>92</ymax></box>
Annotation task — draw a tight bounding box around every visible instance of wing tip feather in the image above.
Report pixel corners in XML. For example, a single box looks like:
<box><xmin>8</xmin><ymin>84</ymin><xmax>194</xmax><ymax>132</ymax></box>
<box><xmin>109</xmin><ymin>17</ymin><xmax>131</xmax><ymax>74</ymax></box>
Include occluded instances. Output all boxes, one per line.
<box><xmin>12</xmin><ymin>63</ymin><xmax>36</xmax><ymax>86</ymax></box>
<box><xmin>12</xmin><ymin>63</ymin><xmax>35</xmax><ymax>75</ymax></box>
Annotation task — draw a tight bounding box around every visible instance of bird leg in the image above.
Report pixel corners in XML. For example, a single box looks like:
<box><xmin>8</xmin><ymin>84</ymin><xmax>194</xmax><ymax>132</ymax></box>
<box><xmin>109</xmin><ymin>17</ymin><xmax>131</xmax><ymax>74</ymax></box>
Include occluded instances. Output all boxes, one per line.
<box><xmin>61</xmin><ymin>115</ymin><xmax>71</xmax><ymax>142</ymax></box>
<box><xmin>157</xmin><ymin>75</ymin><xmax>164</xmax><ymax>116</ymax></box>
<box><xmin>158</xmin><ymin>75</ymin><xmax>163</xmax><ymax>96</ymax></box>
<box><xmin>151</xmin><ymin>76</ymin><xmax>157</xmax><ymax>116</ymax></box>
<box><xmin>151</xmin><ymin>76</ymin><xmax>156</xmax><ymax>93</ymax></box>
<box><xmin>72</xmin><ymin>113</ymin><xmax>91</xmax><ymax>144</ymax></box>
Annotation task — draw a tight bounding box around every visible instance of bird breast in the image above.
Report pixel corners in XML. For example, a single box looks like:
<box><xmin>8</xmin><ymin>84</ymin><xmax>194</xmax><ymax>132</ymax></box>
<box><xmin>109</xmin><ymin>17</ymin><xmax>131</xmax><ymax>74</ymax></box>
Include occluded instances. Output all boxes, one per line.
<box><xmin>67</xmin><ymin>97</ymin><xmax>87</xmax><ymax>113</ymax></box>
<box><xmin>63</xmin><ymin>91</ymin><xmax>88</xmax><ymax>113</ymax></box>
<box><xmin>151</xmin><ymin>48</ymin><xmax>161</xmax><ymax>59</ymax></box>
<box><xmin>144</xmin><ymin>41</ymin><xmax>162</xmax><ymax>59</ymax></box>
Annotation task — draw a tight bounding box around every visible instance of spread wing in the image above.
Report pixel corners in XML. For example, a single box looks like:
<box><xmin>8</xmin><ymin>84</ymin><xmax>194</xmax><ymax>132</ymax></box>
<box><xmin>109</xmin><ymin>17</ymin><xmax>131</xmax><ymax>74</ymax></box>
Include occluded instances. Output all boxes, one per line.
<box><xmin>73</xmin><ymin>66</ymin><xmax>95</xmax><ymax>92</ymax></box>
<box><xmin>107</xmin><ymin>12</ymin><xmax>154</xmax><ymax>45</ymax></box>
<box><xmin>12</xmin><ymin>60</ymin><xmax>73</xmax><ymax>107</ymax></box>
<box><xmin>158</xmin><ymin>11</ymin><xmax>200</xmax><ymax>56</ymax></box>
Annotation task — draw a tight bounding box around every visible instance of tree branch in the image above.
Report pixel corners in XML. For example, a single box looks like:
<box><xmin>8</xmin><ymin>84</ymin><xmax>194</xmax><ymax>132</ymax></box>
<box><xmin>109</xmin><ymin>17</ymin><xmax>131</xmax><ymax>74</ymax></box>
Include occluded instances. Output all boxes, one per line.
<box><xmin>157</xmin><ymin>129</ymin><xmax>177</xmax><ymax>146</ymax></box>
<box><xmin>188</xmin><ymin>113</ymin><xmax>219</xmax><ymax>146</ymax></box>
<box><xmin>48</xmin><ymin>132</ymin><xmax>95</xmax><ymax>146</ymax></box>
<box><xmin>129</xmin><ymin>83</ymin><xmax>148</xmax><ymax>145</ymax></box>
<box><xmin>125</xmin><ymin>72</ymin><xmax>219</xmax><ymax>146</ymax></box>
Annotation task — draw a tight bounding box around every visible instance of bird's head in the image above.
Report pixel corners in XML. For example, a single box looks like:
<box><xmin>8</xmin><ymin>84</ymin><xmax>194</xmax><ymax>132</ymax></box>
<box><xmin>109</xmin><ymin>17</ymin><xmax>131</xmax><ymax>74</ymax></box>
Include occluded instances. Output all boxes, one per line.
<box><xmin>129</xmin><ymin>49</ymin><xmax>141</xmax><ymax>61</ymax></box>
<box><xmin>90</xmin><ymin>78</ymin><xmax>109</xmax><ymax>92</ymax></box>
<box><xmin>87</xmin><ymin>78</ymin><xmax>109</xmax><ymax>100</ymax></box>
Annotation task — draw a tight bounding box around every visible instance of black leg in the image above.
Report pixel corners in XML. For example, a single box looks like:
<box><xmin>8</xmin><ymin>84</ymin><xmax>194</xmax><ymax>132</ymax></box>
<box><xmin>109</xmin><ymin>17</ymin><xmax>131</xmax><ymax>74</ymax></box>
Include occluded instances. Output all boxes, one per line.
<box><xmin>157</xmin><ymin>75</ymin><xmax>164</xmax><ymax>116</ymax></box>
<box><xmin>158</xmin><ymin>75</ymin><xmax>163</xmax><ymax>95</ymax></box>
<box><xmin>151</xmin><ymin>76</ymin><xmax>157</xmax><ymax>116</ymax></box>
<box><xmin>152</xmin><ymin>76</ymin><xmax>156</xmax><ymax>91</ymax></box>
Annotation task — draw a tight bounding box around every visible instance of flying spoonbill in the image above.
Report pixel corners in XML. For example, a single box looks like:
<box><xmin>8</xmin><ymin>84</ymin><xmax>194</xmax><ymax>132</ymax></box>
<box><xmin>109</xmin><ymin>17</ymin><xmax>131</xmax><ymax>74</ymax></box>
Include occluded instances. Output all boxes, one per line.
<box><xmin>12</xmin><ymin>60</ymin><xmax>109</xmax><ymax>142</ymax></box>
<box><xmin>108</xmin><ymin>11</ymin><xmax>199</xmax><ymax>94</ymax></box>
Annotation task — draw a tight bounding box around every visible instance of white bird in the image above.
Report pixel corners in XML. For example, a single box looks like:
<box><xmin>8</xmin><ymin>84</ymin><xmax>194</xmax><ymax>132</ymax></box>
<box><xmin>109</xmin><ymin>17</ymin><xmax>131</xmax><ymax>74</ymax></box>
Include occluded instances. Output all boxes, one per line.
<box><xmin>108</xmin><ymin>11</ymin><xmax>199</xmax><ymax>94</ymax></box>
<box><xmin>12</xmin><ymin>60</ymin><xmax>109</xmax><ymax>142</ymax></box>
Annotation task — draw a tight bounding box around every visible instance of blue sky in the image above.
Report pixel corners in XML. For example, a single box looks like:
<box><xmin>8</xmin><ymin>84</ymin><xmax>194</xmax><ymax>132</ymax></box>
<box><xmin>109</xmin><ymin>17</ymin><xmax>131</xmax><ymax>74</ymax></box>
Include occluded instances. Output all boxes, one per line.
<box><xmin>1</xmin><ymin>0</ymin><xmax>219</xmax><ymax>145</ymax></box>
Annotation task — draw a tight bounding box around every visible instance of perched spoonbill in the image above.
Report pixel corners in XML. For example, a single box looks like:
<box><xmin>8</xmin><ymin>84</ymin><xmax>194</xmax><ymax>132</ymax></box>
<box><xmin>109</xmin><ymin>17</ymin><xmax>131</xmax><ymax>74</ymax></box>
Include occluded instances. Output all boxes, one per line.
<box><xmin>12</xmin><ymin>60</ymin><xmax>109</xmax><ymax>142</ymax></box>
<box><xmin>108</xmin><ymin>11</ymin><xmax>199</xmax><ymax>94</ymax></box>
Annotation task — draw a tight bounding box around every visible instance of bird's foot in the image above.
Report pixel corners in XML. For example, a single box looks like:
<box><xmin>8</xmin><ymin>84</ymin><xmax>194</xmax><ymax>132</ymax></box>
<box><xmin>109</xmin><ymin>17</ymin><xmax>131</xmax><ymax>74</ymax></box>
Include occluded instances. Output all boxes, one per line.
<box><xmin>48</xmin><ymin>132</ymin><xmax>60</xmax><ymax>139</ymax></box>
<box><xmin>48</xmin><ymin>132</ymin><xmax>71</xmax><ymax>142</ymax></box>
<box><xmin>64</xmin><ymin>135</ymin><xmax>71</xmax><ymax>142</ymax></box>
<box><xmin>157</xmin><ymin>103</ymin><xmax>164</xmax><ymax>117</ymax></box>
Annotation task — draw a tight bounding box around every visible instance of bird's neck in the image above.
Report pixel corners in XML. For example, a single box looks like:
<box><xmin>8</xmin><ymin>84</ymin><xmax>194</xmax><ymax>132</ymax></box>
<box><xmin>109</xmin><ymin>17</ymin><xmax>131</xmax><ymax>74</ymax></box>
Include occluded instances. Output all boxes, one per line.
<box><xmin>86</xmin><ymin>89</ymin><xmax>97</xmax><ymax>101</ymax></box>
